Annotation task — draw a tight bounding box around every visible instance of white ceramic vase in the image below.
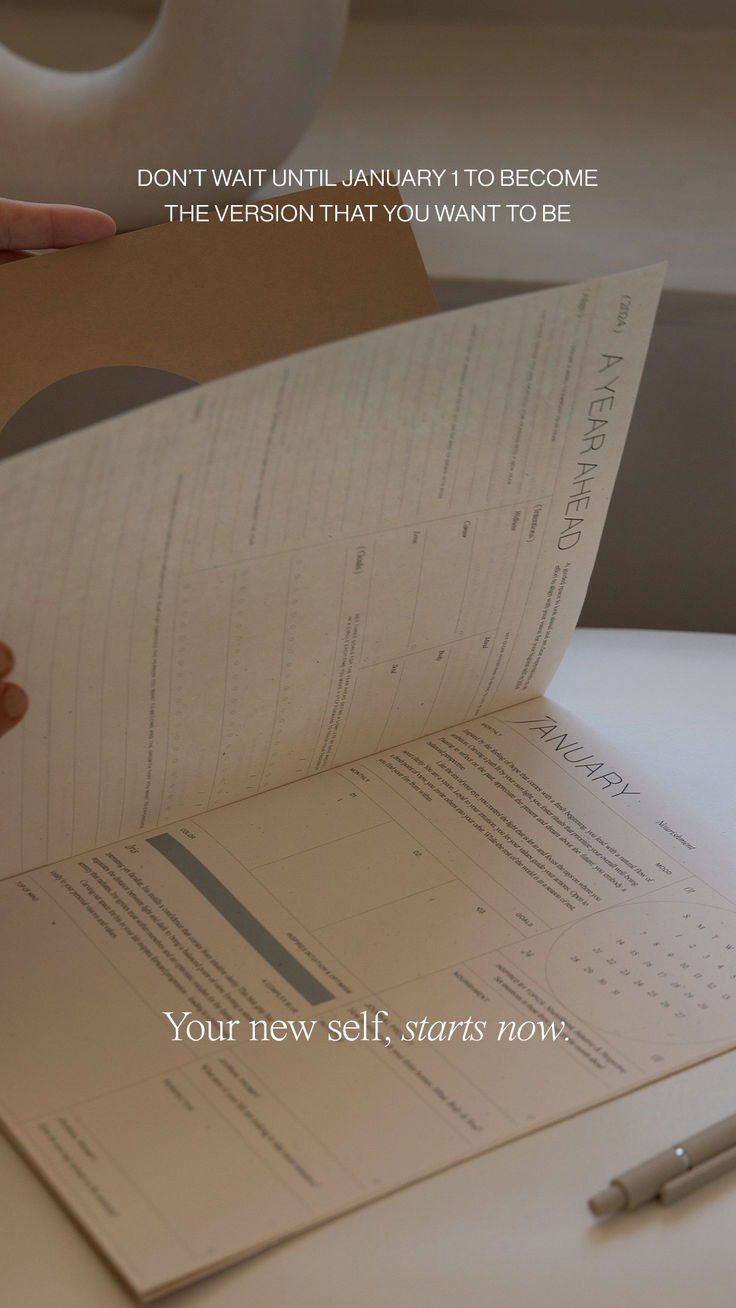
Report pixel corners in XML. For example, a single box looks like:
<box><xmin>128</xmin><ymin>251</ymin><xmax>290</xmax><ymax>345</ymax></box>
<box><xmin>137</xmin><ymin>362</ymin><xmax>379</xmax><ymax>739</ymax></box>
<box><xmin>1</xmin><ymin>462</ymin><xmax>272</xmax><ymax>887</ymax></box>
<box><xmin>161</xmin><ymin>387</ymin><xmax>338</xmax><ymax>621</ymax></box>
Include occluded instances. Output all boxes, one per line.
<box><xmin>0</xmin><ymin>0</ymin><xmax>349</xmax><ymax>229</ymax></box>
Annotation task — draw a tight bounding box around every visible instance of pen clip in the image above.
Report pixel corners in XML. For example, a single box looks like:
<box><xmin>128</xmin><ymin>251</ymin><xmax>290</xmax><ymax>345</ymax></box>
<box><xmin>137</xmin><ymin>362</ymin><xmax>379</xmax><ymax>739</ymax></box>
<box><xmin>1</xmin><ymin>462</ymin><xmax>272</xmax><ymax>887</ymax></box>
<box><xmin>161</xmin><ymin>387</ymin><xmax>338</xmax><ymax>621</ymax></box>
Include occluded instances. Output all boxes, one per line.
<box><xmin>659</xmin><ymin>1143</ymin><xmax>736</xmax><ymax>1206</ymax></box>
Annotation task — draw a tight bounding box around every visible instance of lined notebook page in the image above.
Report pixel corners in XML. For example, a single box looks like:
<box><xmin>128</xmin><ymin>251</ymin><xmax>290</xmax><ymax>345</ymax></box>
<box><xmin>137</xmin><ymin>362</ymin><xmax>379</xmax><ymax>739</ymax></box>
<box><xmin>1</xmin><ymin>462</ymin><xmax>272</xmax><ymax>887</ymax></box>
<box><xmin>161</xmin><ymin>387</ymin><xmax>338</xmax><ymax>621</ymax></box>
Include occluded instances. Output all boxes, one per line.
<box><xmin>0</xmin><ymin>265</ymin><xmax>664</xmax><ymax>876</ymax></box>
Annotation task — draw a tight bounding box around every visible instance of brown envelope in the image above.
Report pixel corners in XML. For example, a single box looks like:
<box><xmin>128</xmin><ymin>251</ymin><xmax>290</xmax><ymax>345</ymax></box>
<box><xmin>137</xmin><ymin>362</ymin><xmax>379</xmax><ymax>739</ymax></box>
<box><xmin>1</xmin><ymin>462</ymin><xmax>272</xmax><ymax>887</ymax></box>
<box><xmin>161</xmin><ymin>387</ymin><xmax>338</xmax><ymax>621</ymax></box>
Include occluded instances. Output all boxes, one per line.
<box><xmin>1</xmin><ymin>181</ymin><xmax>437</xmax><ymax>457</ymax></box>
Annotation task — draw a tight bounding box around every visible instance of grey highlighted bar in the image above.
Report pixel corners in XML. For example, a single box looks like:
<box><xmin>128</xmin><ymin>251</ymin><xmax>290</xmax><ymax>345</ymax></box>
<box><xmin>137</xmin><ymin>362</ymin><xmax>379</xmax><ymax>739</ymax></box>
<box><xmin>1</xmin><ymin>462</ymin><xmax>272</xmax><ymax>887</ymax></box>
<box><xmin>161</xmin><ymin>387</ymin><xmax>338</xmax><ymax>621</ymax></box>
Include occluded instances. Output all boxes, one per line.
<box><xmin>147</xmin><ymin>833</ymin><xmax>334</xmax><ymax>1006</ymax></box>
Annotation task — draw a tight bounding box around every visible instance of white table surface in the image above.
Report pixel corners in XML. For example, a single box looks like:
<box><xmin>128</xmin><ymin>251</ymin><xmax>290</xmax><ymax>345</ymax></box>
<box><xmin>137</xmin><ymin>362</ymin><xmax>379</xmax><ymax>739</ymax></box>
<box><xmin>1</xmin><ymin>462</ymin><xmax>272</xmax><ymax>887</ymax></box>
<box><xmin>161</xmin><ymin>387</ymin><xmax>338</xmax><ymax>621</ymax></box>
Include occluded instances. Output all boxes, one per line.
<box><xmin>3</xmin><ymin>628</ymin><xmax>736</xmax><ymax>1308</ymax></box>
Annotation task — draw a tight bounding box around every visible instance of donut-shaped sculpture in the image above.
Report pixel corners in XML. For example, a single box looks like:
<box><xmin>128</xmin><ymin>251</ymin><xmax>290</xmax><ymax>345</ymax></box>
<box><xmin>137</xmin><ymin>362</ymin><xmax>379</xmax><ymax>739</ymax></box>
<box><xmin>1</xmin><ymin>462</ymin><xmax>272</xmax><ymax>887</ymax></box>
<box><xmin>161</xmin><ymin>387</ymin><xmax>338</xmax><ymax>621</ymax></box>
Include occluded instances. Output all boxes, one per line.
<box><xmin>0</xmin><ymin>0</ymin><xmax>349</xmax><ymax>231</ymax></box>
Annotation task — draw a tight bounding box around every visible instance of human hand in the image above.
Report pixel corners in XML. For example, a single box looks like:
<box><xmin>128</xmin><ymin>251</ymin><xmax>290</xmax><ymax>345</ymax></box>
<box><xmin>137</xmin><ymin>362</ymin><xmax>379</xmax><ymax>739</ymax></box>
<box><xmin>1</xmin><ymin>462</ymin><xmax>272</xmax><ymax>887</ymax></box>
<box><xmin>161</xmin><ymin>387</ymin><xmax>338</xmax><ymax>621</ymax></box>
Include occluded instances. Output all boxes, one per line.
<box><xmin>0</xmin><ymin>644</ymin><xmax>27</xmax><ymax>737</ymax></box>
<box><xmin>0</xmin><ymin>196</ymin><xmax>116</xmax><ymax>264</ymax></box>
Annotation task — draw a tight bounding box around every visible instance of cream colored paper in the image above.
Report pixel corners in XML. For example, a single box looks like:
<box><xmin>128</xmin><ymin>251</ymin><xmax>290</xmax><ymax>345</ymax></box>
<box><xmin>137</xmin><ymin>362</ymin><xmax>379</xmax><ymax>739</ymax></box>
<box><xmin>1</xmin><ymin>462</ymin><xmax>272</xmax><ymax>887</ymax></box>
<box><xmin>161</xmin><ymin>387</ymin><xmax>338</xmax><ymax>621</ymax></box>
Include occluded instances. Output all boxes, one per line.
<box><xmin>0</xmin><ymin>265</ymin><xmax>663</xmax><ymax>876</ymax></box>
<box><xmin>6</xmin><ymin>263</ymin><xmax>715</xmax><ymax>1300</ymax></box>
<box><xmin>2</xmin><ymin>698</ymin><xmax>736</xmax><ymax>1300</ymax></box>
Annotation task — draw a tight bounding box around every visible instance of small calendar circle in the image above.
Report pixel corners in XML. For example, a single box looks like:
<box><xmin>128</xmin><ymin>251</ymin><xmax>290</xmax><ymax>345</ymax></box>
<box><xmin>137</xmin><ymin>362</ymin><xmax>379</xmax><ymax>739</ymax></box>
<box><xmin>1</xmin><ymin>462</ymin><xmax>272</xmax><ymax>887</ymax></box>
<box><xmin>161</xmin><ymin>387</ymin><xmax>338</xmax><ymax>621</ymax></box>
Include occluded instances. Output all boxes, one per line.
<box><xmin>545</xmin><ymin>901</ymin><xmax>736</xmax><ymax>1043</ymax></box>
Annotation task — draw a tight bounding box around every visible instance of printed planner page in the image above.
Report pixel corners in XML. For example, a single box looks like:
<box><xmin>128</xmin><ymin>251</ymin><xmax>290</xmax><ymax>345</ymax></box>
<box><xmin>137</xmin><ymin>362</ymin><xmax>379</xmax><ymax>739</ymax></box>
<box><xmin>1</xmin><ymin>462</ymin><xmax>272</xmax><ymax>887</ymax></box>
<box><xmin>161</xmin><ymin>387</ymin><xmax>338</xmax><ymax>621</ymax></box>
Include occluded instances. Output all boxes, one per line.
<box><xmin>1</xmin><ymin>697</ymin><xmax>734</xmax><ymax>1298</ymax></box>
<box><xmin>0</xmin><ymin>265</ymin><xmax>663</xmax><ymax>876</ymax></box>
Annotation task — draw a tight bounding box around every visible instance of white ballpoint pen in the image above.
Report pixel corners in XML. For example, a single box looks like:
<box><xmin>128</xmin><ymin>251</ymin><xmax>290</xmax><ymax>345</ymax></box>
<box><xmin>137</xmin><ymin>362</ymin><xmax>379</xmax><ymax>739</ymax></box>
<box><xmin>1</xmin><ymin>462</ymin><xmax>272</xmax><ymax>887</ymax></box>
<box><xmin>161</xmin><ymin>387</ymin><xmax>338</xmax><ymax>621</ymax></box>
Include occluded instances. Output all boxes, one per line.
<box><xmin>588</xmin><ymin>1112</ymin><xmax>736</xmax><ymax>1216</ymax></box>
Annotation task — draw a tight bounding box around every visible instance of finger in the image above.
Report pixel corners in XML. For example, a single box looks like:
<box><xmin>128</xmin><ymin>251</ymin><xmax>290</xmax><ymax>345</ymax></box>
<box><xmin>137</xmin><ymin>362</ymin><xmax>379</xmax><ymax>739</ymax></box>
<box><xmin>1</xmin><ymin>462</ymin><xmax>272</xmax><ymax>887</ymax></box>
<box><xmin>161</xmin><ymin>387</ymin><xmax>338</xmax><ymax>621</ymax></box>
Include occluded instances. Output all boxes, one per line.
<box><xmin>0</xmin><ymin>197</ymin><xmax>116</xmax><ymax>250</ymax></box>
<box><xmin>0</xmin><ymin>682</ymin><xmax>28</xmax><ymax>736</ymax></box>
<box><xmin>0</xmin><ymin>642</ymin><xmax>14</xmax><ymax>677</ymax></box>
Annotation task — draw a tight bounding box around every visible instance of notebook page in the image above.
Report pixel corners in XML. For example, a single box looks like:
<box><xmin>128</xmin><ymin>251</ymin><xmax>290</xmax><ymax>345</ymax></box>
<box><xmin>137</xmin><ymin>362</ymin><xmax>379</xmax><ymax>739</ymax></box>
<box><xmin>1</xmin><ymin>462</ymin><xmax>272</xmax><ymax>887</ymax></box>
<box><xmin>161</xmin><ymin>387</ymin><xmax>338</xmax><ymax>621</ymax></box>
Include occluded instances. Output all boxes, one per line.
<box><xmin>0</xmin><ymin>265</ymin><xmax>663</xmax><ymax>876</ymax></box>
<box><xmin>1</xmin><ymin>692</ymin><xmax>734</xmax><ymax>1298</ymax></box>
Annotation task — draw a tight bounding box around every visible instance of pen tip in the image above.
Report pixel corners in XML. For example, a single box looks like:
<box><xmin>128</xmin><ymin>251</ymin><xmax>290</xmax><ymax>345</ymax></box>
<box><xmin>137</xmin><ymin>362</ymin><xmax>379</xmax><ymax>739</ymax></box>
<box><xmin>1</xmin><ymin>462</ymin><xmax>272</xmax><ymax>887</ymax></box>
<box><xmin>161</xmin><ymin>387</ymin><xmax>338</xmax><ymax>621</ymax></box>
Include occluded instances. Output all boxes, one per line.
<box><xmin>588</xmin><ymin>1185</ymin><xmax>626</xmax><ymax>1217</ymax></box>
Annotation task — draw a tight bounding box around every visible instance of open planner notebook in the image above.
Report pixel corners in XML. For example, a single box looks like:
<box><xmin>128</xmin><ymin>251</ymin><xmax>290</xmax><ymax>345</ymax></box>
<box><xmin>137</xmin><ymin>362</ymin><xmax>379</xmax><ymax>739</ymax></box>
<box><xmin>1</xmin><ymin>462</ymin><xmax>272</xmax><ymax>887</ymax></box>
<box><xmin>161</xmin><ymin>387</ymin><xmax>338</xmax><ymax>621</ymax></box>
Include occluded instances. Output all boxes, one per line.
<box><xmin>3</xmin><ymin>260</ymin><xmax>736</xmax><ymax>1301</ymax></box>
